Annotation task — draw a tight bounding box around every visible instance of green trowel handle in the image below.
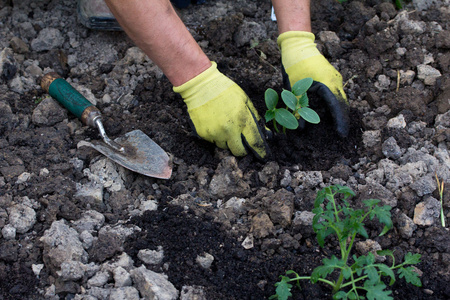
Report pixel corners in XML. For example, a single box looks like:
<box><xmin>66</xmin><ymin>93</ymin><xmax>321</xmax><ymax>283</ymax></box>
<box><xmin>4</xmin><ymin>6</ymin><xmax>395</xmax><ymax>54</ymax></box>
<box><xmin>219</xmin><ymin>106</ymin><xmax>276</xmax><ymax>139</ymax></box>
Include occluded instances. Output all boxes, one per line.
<box><xmin>41</xmin><ymin>72</ymin><xmax>101</xmax><ymax>127</ymax></box>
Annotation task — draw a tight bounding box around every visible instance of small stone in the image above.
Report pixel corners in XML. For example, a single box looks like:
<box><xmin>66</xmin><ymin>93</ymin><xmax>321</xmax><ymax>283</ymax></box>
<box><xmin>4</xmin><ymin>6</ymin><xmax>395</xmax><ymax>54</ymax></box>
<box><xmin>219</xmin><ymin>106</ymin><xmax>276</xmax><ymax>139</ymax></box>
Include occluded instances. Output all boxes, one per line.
<box><xmin>9</xmin><ymin>37</ymin><xmax>29</xmax><ymax>54</ymax></box>
<box><xmin>363</xmin><ymin>130</ymin><xmax>381</xmax><ymax>148</ymax></box>
<box><xmin>32</xmin><ymin>97</ymin><xmax>67</xmax><ymax>126</ymax></box>
<box><xmin>0</xmin><ymin>47</ymin><xmax>17</xmax><ymax>83</ymax></box>
<box><xmin>15</xmin><ymin>172</ymin><xmax>31</xmax><ymax>184</ymax></box>
<box><xmin>224</xmin><ymin>197</ymin><xmax>246</xmax><ymax>214</ymax></box>
<box><xmin>138</xmin><ymin>246</ymin><xmax>164</xmax><ymax>265</ymax></box>
<box><xmin>258</xmin><ymin>161</ymin><xmax>279</xmax><ymax>188</ymax></box>
<box><xmin>292</xmin><ymin>171</ymin><xmax>323</xmax><ymax>189</ymax></box>
<box><xmin>413</xmin><ymin>196</ymin><xmax>441</xmax><ymax>226</ymax></box>
<box><xmin>122</xmin><ymin>47</ymin><xmax>147</xmax><ymax>65</ymax></box>
<box><xmin>79</xmin><ymin>230</ymin><xmax>94</xmax><ymax>249</ymax></box>
<box><xmin>265</xmin><ymin>189</ymin><xmax>295</xmax><ymax>227</ymax></box>
<box><xmin>435</xmin><ymin>111</ymin><xmax>450</xmax><ymax>128</ymax></box>
<box><xmin>382</xmin><ymin>137</ymin><xmax>402</xmax><ymax>160</ymax></box>
<box><xmin>1</xmin><ymin>224</ymin><xmax>16</xmax><ymax>240</ymax></box>
<box><xmin>396</xmin><ymin>213</ymin><xmax>417</xmax><ymax>238</ymax></box>
<box><xmin>180</xmin><ymin>286</ymin><xmax>206</xmax><ymax>300</ymax></box>
<box><xmin>400</xmin><ymin>70</ymin><xmax>415</xmax><ymax>85</ymax></box>
<box><xmin>7</xmin><ymin>202</ymin><xmax>36</xmax><ymax>234</ymax></box>
<box><xmin>57</xmin><ymin>260</ymin><xmax>85</xmax><ymax>281</ymax></box>
<box><xmin>293</xmin><ymin>211</ymin><xmax>315</xmax><ymax>226</ymax></box>
<box><xmin>71</xmin><ymin>210</ymin><xmax>105</xmax><ymax>234</ymax></box>
<box><xmin>410</xmin><ymin>175</ymin><xmax>437</xmax><ymax>197</ymax></box>
<box><xmin>396</xmin><ymin>47</ymin><xmax>407</xmax><ymax>56</ymax></box>
<box><xmin>417</xmin><ymin>64</ymin><xmax>441</xmax><ymax>85</ymax></box>
<box><xmin>31</xmin><ymin>28</ymin><xmax>64</xmax><ymax>51</ymax></box>
<box><xmin>375</xmin><ymin>74</ymin><xmax>391</xmax><ymax>91</ymax></box>
<box><xmin>130</xmin><ymin>265</ymin><xmax>178</xmax><ymax>300</ymax></box>
<box><xmin>250</xmin><ymin>213</ymin><xmax>274</xmax><ymax>238</ymax></box>
<box><xmin>113</xmin><ymin>266</ymin><xmax>132</xmax><ymax>287</ymax></box>
<box><xmin>387</xmin><ymin>115</ymin><xmax>406</xmax><ymax>129</ymax></box>
<box><xmin>32</xmin><ymin>264</ymin><xmax>44</xmax><ymax>277</ymax></box>
<box><xmin>40</xmin><ymin>220</ymin><xmax>88</xmax><ymax>275</ymax></box>
<box><xmin>196</xmin><ymin>253</ymin><xmax>214</xmax><ymax>269</ymax></box>
<box><xmin>139</xmin><ymin>199</ymin><xmax>158</xmax><ymax>212</ymax></box>
<box><xmin>87</xmin><ymin>271</ymin><xmax>110</xmax><ymax>287</ymax></box>
<box><xmin>423</xmin><ymin>289</ymin><xmax>434</xmax><ymax>295</ymax></box>
<box><xmin>280</xmin><ymin>169</ymin><xmax>292</xmax><ymax>187</ymax></box>
<box><xmin>39</xmin><ymin>168</ymin><xmax>49</xmax><ymax>177</ymax></box>
<box><xmin>110</xmin><ymin>287</ymin><xmax>140</xmax><ymax>300</ymax></box>
<box><xmin>242</xmin><ymin>235</ymin><xmax>254</xmax><ymax>250</ymax></box>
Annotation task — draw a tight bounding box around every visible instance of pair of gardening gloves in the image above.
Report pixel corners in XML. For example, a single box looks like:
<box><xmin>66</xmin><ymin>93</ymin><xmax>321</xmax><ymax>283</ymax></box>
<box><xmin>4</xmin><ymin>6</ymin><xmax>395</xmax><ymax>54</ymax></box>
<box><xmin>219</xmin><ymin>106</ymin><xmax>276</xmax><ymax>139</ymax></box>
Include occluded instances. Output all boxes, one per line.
<box><xmin>173</xmin><ymin>31</ymin><xmax>350</xmax><ymax>160</ymax></box>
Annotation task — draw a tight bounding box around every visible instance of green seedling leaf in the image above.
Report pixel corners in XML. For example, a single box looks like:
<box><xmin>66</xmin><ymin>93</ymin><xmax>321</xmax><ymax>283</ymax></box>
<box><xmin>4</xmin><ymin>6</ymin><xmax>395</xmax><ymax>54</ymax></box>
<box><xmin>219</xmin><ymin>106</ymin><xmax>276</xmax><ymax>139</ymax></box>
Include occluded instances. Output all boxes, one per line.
<box><xmin>335</xmin><ymin>185</ymin><xmax>356</xmax><ymax>199</ymax></box>
<box><xmin>298</xmin><ymin>107</ymin><xmax>320</xmax><ymax>124</ymax></box>
<box><xmin>311</xmin><ymin>255</ymin><xmax>344</xmax><ymax>283</ymax></box>
<box><xmin>370</xmin><ymin>205</ymin><xmax>393</xmax><ymax>235</ymax></box>
<box><xmin>398</xmin><ymin>266</ymin><xmax>422</xmax><ymax>287</ymax></box>
<box><xmin>271</xmin><ymin>276</ymin><xmax>293</xmax><ymax>300</ymax></box>
<box><xmin>365</xmin><ymin>265</ymin><xmax>380</xmax><ymax>285</ymax></box>
<box><xmin>364</xmin><ymin>282</ymin><xmax>393</xmax><ymax>300</ymax></box>
<box><xmin>292</xmin><ymin>77</ymin><xmax>313</xmax><ymax>96</ymax></box>
<box><xmin>363</xmin><ymin>199</ymin><xmax>381</xmax><ymax>208</ymax></box>
<box><xmin>343</xmin><ymin>266</ymin><xmax>352</xmax><ymax>279</ymax></box>
<box><xmin>354</xmin><ymin>222</ymin><xmax>369</xmax><ymax>239</ymax></box>
<box><xmin>334</xmin><ymin>291</ymin><xmax>348</xmax><ymax>299</ymax></box>
<box><xmin>403</xmin><ymin>253</ymin><xmax>421</xmax><ymax>265</ymax></box>
<box><xmin>265</xmin><ymin>110</ymin><xmax>276</xmax><ymax>122</ymax></box>
<box><xmin>265</xmin><ymin>88</ymin><xmax>279</xmax><ymax>110</ymax></box>
<box><xmin>275</xmin><ymin>108</ymin><xmax>298</xmax><ymax>130</ymax></box>
<box><xmin>298</xmin><ymin>94</ymin><xmax>309</xmax><ymax>108</ymax></box>
<box><xmin>375</xmin><ymin>264</ymin><xmax>396</xmax><ymax>286</ymax></box>
<box><xmin>281</xmin><ymin>90</ymin><xmax>298</xmax><ymax>111</ymax></box>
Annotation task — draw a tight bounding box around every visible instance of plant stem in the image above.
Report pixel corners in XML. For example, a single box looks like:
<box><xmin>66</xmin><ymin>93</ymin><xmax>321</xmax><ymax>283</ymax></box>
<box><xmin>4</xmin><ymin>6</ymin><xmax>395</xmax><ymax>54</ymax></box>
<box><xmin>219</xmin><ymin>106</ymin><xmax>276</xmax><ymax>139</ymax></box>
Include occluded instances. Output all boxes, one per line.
<box><xmin>288</xmin><ymin>276</ymin><xmax>335</xmax><ymax>288</ymax></box>
<box><xmin>333</xmin><ymin>232</ymin><xmax>357</xmax><ymax>294</ymax></box>
<box><xmin>330</xmin><ymin>191</ymin><xmax>341</xmax><ymax>223</ymax></box>
<box><xmin>273</xmin><ymin>120</ymin><xmax>280</xmax><ymax>133</ymax></box>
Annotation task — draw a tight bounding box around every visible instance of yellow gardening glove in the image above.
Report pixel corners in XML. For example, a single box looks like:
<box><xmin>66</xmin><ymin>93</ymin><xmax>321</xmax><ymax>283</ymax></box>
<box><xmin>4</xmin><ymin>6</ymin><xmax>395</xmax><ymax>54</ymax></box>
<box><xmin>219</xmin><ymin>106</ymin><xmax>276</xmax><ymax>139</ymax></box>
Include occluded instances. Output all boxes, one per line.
<box><xmin>278</xmin><ymin>31</ymin><xmax>350</xmax><ymax>137</ymax></box>
<box><xmin>173</xmin><ymin>62</ymin><xmax>269</xmax><ymax>159</ymax></box>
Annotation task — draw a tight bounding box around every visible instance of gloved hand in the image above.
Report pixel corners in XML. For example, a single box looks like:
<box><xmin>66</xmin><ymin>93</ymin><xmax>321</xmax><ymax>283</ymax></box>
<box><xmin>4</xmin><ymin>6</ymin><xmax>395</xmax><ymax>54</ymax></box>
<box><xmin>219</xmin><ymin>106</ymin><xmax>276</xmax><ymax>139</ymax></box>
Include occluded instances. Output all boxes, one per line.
<box><xmin>173</xmin><ymin>62</ymin><xmax>269</xmax><ymax>159</ymax></box>
<box><xmin>278</xmin><ymin>31</ymin><xmax>350</xmax><ymax>137</ymax></box>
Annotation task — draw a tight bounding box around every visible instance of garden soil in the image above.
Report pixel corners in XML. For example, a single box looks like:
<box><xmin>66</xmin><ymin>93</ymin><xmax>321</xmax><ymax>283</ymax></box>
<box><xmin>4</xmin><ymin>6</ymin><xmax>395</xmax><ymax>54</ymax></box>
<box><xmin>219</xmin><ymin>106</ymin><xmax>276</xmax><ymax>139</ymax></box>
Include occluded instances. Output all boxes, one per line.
<box><xmin>0</xmin><ymin>0</ymin><xmax>450</xmax><ymax>299</ymax></box>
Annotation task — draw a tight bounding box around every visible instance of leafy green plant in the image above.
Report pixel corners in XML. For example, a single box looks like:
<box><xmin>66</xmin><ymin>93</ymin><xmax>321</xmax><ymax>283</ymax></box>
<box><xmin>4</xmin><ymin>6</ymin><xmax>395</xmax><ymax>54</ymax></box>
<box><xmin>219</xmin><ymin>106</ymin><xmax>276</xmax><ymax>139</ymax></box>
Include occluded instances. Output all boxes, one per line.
<box><xmin>435</xmin><ymin>173</ymin><xmax>446</xmax><ymax>228</ymax></box>
<box><xmin>270</xmin><ymin>185</ymin><xmax>422</xmax><ymax>300</ymax></box>
<box><xmin>265</xmin><ymin>78</ymin><xmax>320</xmax><ymax>133</ymax></box>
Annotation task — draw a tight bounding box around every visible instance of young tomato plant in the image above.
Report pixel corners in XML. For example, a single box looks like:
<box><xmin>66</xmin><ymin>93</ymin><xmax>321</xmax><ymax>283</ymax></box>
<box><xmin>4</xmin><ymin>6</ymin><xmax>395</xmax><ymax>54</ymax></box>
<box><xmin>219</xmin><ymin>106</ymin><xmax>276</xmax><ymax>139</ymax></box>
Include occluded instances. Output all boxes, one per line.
<box><xmin>270</xmin><ymin>185</ymin><xmax>422</xmax><ymax>300</ymax></box>
<box><xmin>265</xmin><ymin>78</ymin><xmax>320</xmax><ymax>133</ymax></box>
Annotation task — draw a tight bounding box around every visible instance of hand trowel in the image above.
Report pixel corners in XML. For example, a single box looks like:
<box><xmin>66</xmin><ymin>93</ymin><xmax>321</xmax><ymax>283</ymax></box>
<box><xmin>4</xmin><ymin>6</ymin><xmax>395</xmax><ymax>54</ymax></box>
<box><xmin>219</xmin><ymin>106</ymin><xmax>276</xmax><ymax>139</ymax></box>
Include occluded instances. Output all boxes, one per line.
<box><xmin>41</xmin><ymin>72</ymin><xmax>172</xmax><ymax>179</ymax></box>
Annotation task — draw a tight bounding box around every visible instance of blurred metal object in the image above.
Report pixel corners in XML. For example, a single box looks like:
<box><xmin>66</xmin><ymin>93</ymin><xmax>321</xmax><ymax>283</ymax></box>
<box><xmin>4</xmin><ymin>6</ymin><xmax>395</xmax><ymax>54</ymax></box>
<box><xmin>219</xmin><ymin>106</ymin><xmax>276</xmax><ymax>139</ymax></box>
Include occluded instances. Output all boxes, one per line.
<box><xmin>77</xmin><ymin>0</ymin><xmax>122</xmax><ymax>31</ymax></box>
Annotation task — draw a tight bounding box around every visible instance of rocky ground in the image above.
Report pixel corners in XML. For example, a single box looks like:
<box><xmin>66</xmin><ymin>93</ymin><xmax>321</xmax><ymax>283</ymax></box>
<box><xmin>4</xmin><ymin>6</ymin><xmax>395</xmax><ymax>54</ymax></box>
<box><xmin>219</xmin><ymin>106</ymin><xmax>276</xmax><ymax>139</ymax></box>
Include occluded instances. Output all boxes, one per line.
<box><xmin>0</xmin><ymin>0</ymin><xmax>450</xmax><ymax>299</ymax></box>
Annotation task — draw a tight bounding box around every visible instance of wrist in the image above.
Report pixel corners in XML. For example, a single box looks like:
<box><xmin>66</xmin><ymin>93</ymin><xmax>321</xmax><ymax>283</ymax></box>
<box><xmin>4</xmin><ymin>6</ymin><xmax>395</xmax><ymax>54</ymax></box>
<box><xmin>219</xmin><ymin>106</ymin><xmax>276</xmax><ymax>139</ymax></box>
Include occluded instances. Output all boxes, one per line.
<box><xmin>173</xmin><ymin>62</ymin><xmax>235</xmax><ymax>109</ymax></box>
<box><xmin>278</xmin><ymin>31</ymin><xmax>321</xmax><ymax>70</ymax></box>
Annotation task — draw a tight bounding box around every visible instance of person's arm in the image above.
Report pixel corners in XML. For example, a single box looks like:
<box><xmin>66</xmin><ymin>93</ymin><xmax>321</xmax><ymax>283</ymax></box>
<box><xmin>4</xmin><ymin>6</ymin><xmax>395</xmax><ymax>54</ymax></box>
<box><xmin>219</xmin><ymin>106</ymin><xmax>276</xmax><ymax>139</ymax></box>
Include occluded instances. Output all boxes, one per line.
<box><xmin>104</xmin><ymin>0</ymin><xmax>270</xmax><ymax>159</ymax></box>
<box><xmin>104</xmin><ymin>0</ymin><xmax>210</xmax><ymax>86</ymax></box>
<box><xmin>272</xmin><ymin>0</ymin><xmax>311</xmax><ymax>33</ymax></box>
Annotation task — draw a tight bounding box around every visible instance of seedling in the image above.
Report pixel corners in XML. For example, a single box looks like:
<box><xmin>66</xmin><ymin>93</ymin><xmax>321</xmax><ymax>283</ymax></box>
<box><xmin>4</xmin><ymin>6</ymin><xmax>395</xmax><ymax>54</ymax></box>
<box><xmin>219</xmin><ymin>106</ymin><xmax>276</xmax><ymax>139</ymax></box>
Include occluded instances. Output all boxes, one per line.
<box><xmin>435</xmin><ymin>173</ymin><xmax>446</xmax><ymax>228</ymax></box>
<box><xmin>265</xmin><ymin>78</ymin><xmax>320</xmax><ymax>133</ymax></box>
<box><xmin>270</xmin><ymin>185</ymin><xmax>422</xmax><ymax>300</ymax></box>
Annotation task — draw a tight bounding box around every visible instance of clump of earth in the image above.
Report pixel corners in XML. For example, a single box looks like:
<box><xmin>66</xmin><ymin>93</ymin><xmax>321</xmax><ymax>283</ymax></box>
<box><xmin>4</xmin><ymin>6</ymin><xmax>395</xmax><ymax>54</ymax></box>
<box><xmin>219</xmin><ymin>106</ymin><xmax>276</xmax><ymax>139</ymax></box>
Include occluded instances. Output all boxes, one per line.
<box><xmin>0</xmin><ymin>0</ymin><xmax>449</xmax><ymax>299</ymax></box>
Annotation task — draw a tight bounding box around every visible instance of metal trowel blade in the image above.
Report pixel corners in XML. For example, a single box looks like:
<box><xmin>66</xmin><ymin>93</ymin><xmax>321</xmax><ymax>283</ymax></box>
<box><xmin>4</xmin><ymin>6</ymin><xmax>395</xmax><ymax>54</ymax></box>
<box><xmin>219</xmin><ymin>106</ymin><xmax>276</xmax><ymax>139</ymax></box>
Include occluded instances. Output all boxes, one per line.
<box><xmin>78</xmin><ymin>130</ymin><xmax>172</xmax><ymax>179</ymax></box>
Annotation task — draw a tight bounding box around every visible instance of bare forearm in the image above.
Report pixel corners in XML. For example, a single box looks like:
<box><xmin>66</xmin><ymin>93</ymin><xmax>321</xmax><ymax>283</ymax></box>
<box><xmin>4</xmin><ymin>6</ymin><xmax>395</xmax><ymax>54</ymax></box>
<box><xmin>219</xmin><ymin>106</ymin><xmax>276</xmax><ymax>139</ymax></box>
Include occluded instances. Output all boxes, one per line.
<box><xmin>271</xmin><ymin>0</ymin><xmax>311</xmax><ymax>33</ymax></box>
<box><xmin>104</xmin><ymin>0</ymin><xmax>211</xmax><ymax>86</ymax></box>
